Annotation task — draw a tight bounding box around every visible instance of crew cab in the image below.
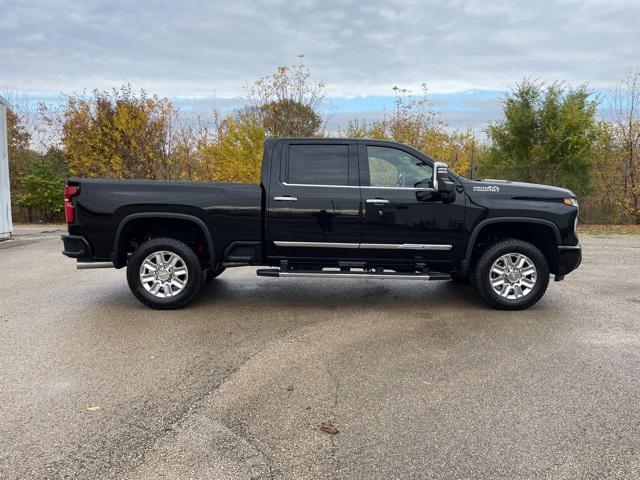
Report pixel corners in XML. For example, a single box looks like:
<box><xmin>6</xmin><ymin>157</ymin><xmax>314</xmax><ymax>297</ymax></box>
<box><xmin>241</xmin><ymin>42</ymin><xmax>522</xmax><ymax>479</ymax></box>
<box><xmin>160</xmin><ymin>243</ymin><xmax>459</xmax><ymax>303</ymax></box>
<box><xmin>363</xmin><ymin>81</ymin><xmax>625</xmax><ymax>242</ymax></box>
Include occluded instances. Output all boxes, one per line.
<box><xmin>62</xmin><ymin>138</ymin><xmax>582</xmax><ymax>310</ymax></box>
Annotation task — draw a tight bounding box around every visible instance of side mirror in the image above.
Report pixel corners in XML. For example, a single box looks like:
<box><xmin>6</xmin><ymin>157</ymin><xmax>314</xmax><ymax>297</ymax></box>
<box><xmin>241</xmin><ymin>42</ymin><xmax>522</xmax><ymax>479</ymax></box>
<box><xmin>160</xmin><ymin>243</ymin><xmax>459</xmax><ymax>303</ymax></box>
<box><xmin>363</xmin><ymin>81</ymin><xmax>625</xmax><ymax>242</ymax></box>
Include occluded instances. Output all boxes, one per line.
<box><xmin>415</xmin><ymin>190</ymin><xmax>437</xmax><ymax>202</ymax></box>
<box><xmin>432</xmin><ymin>161</ymin><xmax>455</xmax><ymax>193</ymax></box>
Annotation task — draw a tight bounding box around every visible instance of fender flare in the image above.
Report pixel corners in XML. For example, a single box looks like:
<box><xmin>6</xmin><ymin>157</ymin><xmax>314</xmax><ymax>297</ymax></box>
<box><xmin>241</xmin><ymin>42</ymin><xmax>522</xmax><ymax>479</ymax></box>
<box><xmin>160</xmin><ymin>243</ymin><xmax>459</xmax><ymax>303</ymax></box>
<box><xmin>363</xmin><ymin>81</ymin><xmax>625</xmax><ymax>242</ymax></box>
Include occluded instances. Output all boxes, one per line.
<box><xmin>112</xmin><ymin>212</ymin><xmax>216</xmax><ymax>268</ymax></box>
<box><xmin>460</xmin><ymin>217</ymin><xmax>561</xmax><ymax>275</ymax></box>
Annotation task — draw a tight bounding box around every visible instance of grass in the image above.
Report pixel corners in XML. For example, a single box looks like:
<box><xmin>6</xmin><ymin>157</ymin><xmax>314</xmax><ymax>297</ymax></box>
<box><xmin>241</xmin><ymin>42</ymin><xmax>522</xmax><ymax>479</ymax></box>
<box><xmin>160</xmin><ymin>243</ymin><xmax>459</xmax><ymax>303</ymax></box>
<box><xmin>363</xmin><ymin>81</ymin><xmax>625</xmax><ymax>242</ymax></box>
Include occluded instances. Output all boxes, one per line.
<box><xmin>578</xmin><ymin>224</ymin><xmax>640</xmax><ymax>235</ymax></box>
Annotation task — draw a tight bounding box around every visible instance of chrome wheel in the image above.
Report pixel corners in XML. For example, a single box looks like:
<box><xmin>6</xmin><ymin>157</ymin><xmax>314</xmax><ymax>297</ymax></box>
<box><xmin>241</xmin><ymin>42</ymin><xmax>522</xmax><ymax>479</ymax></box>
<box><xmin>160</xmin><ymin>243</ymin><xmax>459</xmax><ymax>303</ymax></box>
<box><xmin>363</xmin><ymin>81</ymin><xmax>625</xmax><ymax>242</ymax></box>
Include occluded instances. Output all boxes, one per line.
<box><xmin>139</xmin><ymin>250</ymin><xmax>189</xmax><ymax>298</ymax></box>
<box><xmin>489</xmin><ymin>252</ymin><xmax>537</xmax><ymax>300</ymax></box>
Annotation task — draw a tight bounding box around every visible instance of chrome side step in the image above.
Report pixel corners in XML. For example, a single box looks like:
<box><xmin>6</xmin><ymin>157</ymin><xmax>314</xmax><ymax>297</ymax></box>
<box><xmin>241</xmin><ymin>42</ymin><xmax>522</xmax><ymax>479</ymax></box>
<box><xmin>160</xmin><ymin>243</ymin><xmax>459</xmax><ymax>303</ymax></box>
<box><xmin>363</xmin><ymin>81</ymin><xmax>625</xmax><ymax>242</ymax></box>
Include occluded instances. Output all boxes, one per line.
<box><xmin>256</xmin><ymin>269</ymin><xmax>450</xmax><ymax>281</ymax></box>
<box><xmin>77</xmin><ymin>261</ymin><xmax>114</xmax><ymax>269</ymax></box>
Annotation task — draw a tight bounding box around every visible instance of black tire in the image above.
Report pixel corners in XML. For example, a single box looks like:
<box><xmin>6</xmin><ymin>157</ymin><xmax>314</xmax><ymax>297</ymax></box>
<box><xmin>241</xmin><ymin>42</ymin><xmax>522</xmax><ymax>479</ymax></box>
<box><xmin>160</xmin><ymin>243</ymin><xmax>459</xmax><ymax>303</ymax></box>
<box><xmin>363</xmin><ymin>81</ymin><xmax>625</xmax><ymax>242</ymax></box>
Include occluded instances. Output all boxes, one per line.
<box><xmin>127</xmin><ymin>237</ymin><xmax>204</xmax><ymax>310</ymax></box>
<box><xmin>205</xmin><ymin>265</ymin><xmax>226</xmax><ymax>283</ymax></box>
<box><xmin>471</xmin><ymin>238</ymin><xmax>549</xmax><ymax>310</ymax></box>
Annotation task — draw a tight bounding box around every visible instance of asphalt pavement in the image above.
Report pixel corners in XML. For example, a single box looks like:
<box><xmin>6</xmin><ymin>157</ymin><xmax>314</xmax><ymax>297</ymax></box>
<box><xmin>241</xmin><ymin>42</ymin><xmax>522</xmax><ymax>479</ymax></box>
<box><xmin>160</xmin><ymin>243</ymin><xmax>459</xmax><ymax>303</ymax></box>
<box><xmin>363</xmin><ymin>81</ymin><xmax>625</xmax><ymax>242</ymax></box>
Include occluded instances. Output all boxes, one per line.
<box><xmin>1</xmin><ymin>226</ymin><xmax>639</xmax><ymax>479</ymax></box>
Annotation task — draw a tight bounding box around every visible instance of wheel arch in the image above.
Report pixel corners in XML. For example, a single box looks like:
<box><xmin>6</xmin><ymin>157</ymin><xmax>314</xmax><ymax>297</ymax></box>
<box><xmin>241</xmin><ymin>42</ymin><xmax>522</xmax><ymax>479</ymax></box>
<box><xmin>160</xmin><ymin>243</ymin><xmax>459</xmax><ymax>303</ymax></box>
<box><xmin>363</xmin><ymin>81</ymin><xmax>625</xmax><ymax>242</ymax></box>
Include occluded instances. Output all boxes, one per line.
<box><xmin>461</xmin><ymin>217</ymin><xmax>561</xmax><ymax>276</ymax></box>
<box><xmin>112</xmin><ymin>213</ymin><xmax>216</xmax><ymax>268</ymax></box>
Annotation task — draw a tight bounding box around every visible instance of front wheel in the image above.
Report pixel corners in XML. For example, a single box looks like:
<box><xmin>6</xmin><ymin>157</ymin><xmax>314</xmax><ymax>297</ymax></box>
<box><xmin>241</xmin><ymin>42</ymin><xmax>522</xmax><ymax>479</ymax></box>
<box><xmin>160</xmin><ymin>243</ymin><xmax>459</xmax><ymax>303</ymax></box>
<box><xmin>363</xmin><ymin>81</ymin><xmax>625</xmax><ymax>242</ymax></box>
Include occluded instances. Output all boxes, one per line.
<box><xmin>127</xmin><ymin>237</ymin><xmax>204</xmax><ymax>310</ymax></box>
<box><xmin>472</xmin><ymin>239</ymin><xmax>549</xmax><ymax>310</ymax></box>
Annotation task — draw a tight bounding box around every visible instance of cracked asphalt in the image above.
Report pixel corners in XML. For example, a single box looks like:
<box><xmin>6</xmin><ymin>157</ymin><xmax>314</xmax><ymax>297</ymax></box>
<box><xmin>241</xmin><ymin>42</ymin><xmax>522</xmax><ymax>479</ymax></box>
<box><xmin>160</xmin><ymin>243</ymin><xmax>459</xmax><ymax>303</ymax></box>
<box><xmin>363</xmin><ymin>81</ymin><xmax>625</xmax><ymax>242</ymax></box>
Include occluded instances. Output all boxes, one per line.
<box><xmin>1</xmin><ymin>227</ymin><xmax>640</xmax><ymax>479</ymax></box>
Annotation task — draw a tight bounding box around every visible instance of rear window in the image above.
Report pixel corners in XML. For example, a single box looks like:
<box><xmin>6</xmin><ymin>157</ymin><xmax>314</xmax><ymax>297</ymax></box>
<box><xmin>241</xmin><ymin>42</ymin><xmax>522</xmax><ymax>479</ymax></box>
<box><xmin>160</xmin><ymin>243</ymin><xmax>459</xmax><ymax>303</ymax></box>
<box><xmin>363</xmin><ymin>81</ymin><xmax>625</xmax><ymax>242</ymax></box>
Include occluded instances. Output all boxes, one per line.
<box><xmin>287</xmin><ymin>144</ymin><xmax>349</xmax><ymax>186</ymax></box>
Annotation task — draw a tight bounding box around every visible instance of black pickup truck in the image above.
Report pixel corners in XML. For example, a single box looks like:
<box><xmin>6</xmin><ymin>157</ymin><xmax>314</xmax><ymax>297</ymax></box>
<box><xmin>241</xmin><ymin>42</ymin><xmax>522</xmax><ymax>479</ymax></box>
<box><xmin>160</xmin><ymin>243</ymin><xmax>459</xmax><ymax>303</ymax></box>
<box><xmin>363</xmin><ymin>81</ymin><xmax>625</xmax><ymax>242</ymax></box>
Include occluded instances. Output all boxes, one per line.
<box><xmin>62</xmin><ymin>138</ymin><xmax>581</xmax><ymax>310</ymax></box>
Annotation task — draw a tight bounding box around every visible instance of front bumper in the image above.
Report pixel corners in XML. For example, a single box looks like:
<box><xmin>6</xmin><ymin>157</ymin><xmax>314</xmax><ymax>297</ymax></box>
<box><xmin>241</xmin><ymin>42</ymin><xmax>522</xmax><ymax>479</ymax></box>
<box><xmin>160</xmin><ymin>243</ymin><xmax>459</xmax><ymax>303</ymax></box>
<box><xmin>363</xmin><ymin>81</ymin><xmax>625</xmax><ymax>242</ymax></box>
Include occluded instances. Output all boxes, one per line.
<box><xmin>558</xmin><ymin>244</ymin><xmax>582</xmax><ymax>276</ymax></box>
<box><xmin>61</xmin><ymin>234</ymin><xmax>92</xmax><ymax>259</ymax></box>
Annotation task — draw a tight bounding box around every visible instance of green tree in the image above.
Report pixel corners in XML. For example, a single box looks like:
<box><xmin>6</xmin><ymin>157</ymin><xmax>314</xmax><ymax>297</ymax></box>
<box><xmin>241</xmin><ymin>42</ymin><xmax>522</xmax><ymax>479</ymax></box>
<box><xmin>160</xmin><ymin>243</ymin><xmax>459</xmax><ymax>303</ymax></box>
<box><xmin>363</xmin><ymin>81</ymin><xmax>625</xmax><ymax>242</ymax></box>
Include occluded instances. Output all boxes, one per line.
<box><xmin>14</xmin><ymin>148</ymin><xmax>69</xmax><ymax>222</ymax></box>
<box><xmin>6</xmin><ymin>107</ymin><xmax>32</xmax><ymax>195</ymax></box>
<box><xmin>4</xmin><ymin>104</ymin><xmax>66</xmax><ymax>222</ymax></box>
<box><xmin>485</xmin><ymin>80</ymin><xmax>598</xmax><ymax>196</ymax></box>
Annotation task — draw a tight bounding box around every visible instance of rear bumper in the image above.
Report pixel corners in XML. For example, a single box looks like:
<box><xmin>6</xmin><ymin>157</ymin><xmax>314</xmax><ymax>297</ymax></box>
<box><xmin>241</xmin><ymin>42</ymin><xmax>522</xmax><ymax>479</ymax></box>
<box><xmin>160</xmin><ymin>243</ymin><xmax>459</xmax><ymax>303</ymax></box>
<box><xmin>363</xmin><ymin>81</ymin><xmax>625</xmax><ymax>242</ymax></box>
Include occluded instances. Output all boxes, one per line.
<box><xmin>558</xmin><ymin>244</ymin><xmax>582</xmax><ymax>276</ymax></box>
<box><xmin>61</xmin><ymin>234</ymin><xmax>92</xmax><ymax>259</ymax></box>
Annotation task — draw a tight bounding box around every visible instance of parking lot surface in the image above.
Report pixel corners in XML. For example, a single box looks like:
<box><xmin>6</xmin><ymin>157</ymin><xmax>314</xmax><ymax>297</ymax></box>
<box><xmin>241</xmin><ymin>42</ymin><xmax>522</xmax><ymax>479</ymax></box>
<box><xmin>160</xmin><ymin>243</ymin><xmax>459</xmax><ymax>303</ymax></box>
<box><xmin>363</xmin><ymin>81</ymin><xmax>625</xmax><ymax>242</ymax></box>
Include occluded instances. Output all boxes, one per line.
<box><xmin>1</xmin><ymin>228</ymin><xmax>639</xmax><ymax>479</ymax></box>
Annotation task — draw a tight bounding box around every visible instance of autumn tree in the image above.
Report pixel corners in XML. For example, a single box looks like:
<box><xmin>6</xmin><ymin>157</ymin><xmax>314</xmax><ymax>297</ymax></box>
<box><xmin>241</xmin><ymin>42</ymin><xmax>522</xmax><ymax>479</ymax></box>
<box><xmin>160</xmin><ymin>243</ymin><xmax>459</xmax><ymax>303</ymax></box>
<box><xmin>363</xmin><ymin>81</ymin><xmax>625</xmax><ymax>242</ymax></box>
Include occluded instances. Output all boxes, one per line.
<box><xmin>579</xmin><ymin>120</ymin><xmax>626</xmax><ymax>222</ymax></box>
<box><xmin>6</xmin><ymin>107</ymin><xmax>30</xmax><ymax>154</ymax></box>
<box><xmin>204</xmin><ymin>115</ymin><xmax>265</xmax><ymax>183</ymax></box>
<box><xmin>341</xmin><ymin>86</ymin><xmax>476</xmax><ymax>176</ymax></box>
<box><xmin>611</xmin><ymin>69</ymin><xmax>640</xmax><ymax>222</ymax></box>
<box><xmin>166</xmin><ymin>116</ymin><xmax>216</xmax><ymax>182</ymax></box>
<box><xmin>200</xmin><ymin>59</ymin><xmax>326</xmax><ymax>184</ymax></box>
<box><xmin>60</xmin><ymin>85</ymin><xmax>175</xmax><ymax>179</ymax></box>
<box><xmin>5</xmin><ymin>103</ymin><xmax>33</xmax><ymax>194</ymax></box>
<box><xmin>241</xmin><ymin>56</ymin><xmax>324</xmax><ymax>137</ymax></box>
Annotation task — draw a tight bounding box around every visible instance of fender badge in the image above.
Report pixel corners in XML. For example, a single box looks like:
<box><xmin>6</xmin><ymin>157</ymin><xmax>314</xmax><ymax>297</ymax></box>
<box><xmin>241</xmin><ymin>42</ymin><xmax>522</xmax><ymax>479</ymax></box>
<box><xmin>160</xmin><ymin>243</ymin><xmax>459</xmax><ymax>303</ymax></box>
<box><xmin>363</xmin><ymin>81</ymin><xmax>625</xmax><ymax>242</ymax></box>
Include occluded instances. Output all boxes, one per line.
<box><xmin>473</xmin><ymin>185</ymin><xmax>501</xmax><ymax>193</ymax></box>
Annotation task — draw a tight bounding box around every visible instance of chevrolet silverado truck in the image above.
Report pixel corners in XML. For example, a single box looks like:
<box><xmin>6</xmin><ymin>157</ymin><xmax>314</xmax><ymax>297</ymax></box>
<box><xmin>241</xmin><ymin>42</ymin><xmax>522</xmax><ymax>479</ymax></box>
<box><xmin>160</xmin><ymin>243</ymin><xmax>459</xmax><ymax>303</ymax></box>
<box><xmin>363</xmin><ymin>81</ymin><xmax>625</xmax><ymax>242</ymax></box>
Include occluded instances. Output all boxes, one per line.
<box><xmin>62</xmin><ymin>138</ymin><xmax>582</xmax><ymax>310</ymax></box>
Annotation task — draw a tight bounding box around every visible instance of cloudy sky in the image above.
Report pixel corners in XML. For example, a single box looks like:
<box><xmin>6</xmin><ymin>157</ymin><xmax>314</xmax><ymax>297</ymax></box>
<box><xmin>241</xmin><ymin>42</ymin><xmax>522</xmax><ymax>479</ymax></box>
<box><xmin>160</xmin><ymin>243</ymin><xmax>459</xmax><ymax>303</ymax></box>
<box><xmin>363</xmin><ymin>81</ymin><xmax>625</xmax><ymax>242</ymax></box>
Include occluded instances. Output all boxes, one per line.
<box><xmin>2</xmin><ymin>0</ymin><xmax>639</xmax><ymax>130</ymax></box>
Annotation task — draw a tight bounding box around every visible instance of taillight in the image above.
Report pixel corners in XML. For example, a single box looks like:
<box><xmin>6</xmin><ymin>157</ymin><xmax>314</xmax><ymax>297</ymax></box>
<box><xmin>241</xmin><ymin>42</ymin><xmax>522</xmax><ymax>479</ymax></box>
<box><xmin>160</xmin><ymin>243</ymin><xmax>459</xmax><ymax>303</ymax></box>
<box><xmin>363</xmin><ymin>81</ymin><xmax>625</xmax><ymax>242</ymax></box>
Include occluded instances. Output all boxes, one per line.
<box><xmin>64</xmin><ymin>185</ymin><xmax>79</xmax><ymax>223</ymax></box>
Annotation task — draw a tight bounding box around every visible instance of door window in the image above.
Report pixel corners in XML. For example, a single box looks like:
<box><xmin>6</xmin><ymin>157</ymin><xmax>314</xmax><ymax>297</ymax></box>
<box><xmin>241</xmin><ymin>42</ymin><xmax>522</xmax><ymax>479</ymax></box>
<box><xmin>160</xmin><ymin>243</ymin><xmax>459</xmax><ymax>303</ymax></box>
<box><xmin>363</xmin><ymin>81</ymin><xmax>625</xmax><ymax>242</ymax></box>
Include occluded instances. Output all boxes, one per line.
<box><xmin>367</xmin><ymin>146</ymin><xmax>433</xmax><ymax>188</ymax></box>
<box><xmin>287</xmin><ymin>144</ymin><xmax>349</xmax><ymax>186</ymax></box>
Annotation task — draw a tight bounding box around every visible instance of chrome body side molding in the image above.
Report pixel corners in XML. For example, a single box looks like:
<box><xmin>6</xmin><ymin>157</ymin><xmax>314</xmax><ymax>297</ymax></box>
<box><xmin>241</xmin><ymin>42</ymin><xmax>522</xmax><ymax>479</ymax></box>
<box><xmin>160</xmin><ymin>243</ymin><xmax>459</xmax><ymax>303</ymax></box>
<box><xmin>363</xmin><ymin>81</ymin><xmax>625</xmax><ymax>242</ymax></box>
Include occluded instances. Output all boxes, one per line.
<box><xmin>360</xmin><ymin>243</ymin><xmax>452</xmax><ymax>251</ymax></box>
<box><xmin>274</xmin><ymin>241</ymin><xmax>359</xmax><ymax>249</ymax></box>
<box><xmin>273</xmin><ymin>241</ymin><xmax>452</xmax><ymax>251</ymax></box>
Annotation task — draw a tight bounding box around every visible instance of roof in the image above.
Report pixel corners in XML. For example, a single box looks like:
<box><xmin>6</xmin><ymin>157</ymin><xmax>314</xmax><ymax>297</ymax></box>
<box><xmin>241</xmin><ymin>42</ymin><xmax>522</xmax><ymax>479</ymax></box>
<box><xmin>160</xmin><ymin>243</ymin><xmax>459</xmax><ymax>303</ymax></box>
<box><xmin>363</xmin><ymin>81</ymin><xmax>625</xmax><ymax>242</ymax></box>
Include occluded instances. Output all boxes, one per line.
<box><xmin>268</xmin><ymin>136</ymin><xmax>407</xmax><ymax>143</ymax></box>
<box><xmin>0</xmin><ymin>95</ymin><xmax>9</xmax><ymax>107</ymax></box>
<box><xmin>265</xmin><ymin>137</ymin><xmax>437</xmax><ymax>161</ymax></box>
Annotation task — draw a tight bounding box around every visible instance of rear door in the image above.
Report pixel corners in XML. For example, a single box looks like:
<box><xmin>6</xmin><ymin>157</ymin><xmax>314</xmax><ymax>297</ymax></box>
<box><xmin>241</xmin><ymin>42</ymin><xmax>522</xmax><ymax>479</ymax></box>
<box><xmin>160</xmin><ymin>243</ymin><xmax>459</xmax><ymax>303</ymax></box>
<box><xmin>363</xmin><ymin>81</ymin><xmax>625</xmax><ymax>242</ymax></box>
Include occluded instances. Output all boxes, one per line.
<box><xmin>266</xmin><ymin>140</ymin><xmax>361</xmax><ymax>261</ymax></box>
<box><xmin>358</xmin><ymin>142</ymin><xmax>466</xmax><ymax>268</ymax></box>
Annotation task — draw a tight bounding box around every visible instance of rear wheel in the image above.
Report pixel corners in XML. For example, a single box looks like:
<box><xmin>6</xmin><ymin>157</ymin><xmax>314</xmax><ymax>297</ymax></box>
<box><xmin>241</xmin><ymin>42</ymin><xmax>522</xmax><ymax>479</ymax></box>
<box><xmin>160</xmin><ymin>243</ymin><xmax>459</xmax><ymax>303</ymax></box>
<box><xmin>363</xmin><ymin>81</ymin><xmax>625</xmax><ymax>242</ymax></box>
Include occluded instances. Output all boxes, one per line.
<box><xmin>127</xmin><ymin>237</ymin><xmax>203</xmax><ymax>310</ymax></box>
<box><xmin>472</xmin><ymin>239</ymin><xmax>549</xmax><ymax>310</ymax></box>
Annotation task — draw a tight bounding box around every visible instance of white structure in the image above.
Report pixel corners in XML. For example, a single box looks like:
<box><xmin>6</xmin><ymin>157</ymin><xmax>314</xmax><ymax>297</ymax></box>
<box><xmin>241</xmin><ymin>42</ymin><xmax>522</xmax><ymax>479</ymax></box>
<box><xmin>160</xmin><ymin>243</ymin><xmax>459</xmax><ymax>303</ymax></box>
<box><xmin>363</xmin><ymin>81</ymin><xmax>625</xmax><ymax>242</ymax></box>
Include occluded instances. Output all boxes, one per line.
<box><xmin>0</xmin><ymin>95</ymin><xmax>12</xmax><ymax>239</ymax></box>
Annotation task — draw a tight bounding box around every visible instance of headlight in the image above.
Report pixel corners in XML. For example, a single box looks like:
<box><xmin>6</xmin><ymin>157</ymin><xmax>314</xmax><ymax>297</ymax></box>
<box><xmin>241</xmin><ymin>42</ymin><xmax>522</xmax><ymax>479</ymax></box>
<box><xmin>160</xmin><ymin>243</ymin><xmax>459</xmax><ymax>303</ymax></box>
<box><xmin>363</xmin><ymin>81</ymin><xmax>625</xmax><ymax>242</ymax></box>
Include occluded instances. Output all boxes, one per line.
<box><xmin>563</xmin><ymin>197</ymin><xmax>579</xmax><ymax>207</ymax></box>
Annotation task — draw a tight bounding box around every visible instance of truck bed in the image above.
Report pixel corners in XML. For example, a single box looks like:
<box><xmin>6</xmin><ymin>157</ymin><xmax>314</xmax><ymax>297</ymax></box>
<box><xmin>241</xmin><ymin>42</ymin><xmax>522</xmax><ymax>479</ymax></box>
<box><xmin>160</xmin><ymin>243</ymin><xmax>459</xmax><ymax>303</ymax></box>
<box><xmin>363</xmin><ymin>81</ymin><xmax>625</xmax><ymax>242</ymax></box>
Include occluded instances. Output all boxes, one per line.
<box><xmin>67</xmin><ymin>178</ymin><xmax>263</xmax><ymax>263</ymax></box>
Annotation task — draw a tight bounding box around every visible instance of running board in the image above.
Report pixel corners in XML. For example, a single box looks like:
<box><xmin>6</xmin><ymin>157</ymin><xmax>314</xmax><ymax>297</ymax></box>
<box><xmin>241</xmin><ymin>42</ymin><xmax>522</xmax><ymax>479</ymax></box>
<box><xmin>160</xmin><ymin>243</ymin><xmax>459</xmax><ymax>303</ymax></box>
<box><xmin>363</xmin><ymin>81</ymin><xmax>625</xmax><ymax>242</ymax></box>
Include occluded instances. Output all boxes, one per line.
<box><xmin>77</xmin><ymin>261</ymin><xmax>114</xmax><ymax>270</ymax></box>
<box><xmin>256</xmin><ymin>269</ymin><xmax>450</xmax><ymax>281</ymax></box>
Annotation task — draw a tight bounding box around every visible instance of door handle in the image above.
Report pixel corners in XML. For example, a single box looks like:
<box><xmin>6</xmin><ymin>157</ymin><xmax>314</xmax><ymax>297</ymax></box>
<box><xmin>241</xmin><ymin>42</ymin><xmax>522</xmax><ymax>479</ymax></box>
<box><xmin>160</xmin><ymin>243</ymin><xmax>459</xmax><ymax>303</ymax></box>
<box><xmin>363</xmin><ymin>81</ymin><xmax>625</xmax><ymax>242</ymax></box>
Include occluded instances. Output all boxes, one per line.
<box><xmin>366</xmin><ymin>198</ymin><xmax>390</xmax><ymax>204</ymax></box>
<box><xmin>274</xmin><ymin>196</ymin><xmax>298</xmax><ymax>202</ymax></box>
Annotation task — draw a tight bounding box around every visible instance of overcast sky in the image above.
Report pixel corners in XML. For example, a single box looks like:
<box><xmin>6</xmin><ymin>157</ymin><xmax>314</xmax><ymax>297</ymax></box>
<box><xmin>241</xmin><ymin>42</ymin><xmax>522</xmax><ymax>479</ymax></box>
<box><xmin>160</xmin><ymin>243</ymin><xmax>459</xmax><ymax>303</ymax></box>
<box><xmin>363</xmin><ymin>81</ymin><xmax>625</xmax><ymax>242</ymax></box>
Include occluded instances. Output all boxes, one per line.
<box><xmin>2</xmin><ymin>0</ymin><xmax>639</xmax><ymax>129</ymax></box>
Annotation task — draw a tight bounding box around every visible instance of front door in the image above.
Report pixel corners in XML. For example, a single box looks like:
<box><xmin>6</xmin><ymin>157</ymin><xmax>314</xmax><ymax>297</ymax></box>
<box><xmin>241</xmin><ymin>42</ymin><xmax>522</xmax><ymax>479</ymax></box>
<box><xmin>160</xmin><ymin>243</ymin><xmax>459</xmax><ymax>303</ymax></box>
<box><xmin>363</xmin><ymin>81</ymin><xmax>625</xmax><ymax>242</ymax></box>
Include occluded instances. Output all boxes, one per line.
<box><xmin>358</xmin><ymin>143</ymin><xmax>466</xmax><ymax>269</ymax></box>
<box><xmin>266</xmin><ymin>140</ymin><xmax>362</xmax><ymax>262</ymax></box>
